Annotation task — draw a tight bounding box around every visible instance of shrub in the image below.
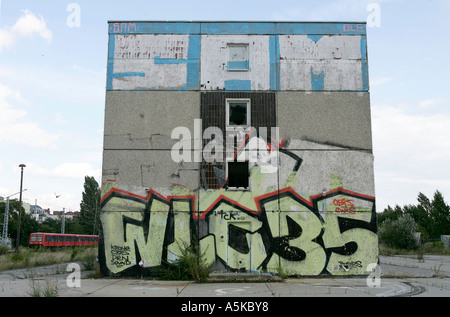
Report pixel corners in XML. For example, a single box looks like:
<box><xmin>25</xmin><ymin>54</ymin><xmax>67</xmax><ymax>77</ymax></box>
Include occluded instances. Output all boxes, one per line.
<box><xmin>0</xmin><ymin>245</ymin><xmax>10</xmax><ymax>256</ymax></box>
<box><xmin>158</xmin><ymin>241</ymin><xmax>210</xmax><ymax>283</ymax></box>
<box><xmin>379</xmin><ymin>214</ymin><xmax>419</xmax><ymax>250</ymax></box>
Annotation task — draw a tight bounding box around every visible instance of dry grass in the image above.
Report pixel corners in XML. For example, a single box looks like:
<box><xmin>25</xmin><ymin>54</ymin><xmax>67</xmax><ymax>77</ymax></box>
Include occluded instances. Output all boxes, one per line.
<box><xmin>379</xmin><ymin>242</ymin><xmax>450</xmax><ymax>257</ymax></box>
<box><xmin>0</xmin><ymin>247</ymin><xmax>97</xmax><ymax>272</ymax></box>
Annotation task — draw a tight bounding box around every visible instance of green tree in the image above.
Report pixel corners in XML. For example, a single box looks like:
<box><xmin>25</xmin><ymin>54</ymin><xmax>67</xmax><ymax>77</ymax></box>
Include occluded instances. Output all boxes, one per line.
<box><xmin>377</xmin><ymin>204</ymin><xmax>403</xmax><ymax>225</ymax></box>
<box><xmin>380</xmin><ymin>190</ymin><xmax>450</xmax><ymax>243</ymax></box>
<box><xmin>39</xmin><ymin>217</ymin><xmax>61</xmax><ymax>234</ymax></box>
<box><xmin>417</xmin><ymin>192</ymin><xmax>433</xmax><ymax>236</ymax></box>
<box><xmin>79</xmin><ymin>176</ymin><xmax>101</xmax><ymax>235</ymax></box>
<box><xmin>403</xmin><ymin>203</ymin><xmax>430</xmax><ymax>239</ymax></box>
<box><xmin>65</xmin><ymin>218</ymin><xmax>85</xmax><ymax>234</ymax></box>
<box><xmin>429</xmin><ymin>190</ymin><xmax>450</xmax><ymax>239</ymax></box>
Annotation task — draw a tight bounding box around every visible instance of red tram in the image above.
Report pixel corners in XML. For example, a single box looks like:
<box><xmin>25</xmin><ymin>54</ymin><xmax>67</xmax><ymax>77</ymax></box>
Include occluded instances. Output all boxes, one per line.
<box><xmin>29</xmin><ymin>233</ymin><xmax>99</xmax><ymax>248</ymax></box>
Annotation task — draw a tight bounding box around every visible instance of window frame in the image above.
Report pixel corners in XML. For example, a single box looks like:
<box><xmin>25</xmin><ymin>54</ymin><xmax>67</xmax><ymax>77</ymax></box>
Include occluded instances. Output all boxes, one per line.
<box><xmin>225</xmin><ymin>98</ymin><xmax>251</xmax><ymax>130</ymax></box>
<box><xmin>227</xmin><ymin>43</ymin><xmax>250</xmax><ymax>71</ymax></box>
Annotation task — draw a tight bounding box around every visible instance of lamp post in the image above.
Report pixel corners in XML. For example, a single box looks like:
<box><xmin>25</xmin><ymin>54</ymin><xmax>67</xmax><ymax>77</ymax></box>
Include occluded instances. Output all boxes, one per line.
<box><xmin>15</xmin><ymin>164</ymin><xmax>26</xmax><ymax>253</ymax></box>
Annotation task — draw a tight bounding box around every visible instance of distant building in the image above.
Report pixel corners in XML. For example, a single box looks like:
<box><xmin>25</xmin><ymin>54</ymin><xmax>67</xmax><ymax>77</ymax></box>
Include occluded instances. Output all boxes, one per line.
<box><xmin>30</xmin><ymin>206</ymin><xmax>52</xmax><ymax>223</ymax></box>
<box><xmin>53</xmin><ymin>210</ymin><xmax>80</xmax><ymax>220</ymax></box>
<box><xmin>30</xmin><ymin>204</ymin><xmax>44</xmax><ymax>214</ymax></box>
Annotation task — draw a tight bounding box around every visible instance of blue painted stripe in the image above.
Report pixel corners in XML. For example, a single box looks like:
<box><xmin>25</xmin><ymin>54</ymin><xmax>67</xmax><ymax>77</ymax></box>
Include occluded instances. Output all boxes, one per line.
<box><xmin>311</xmin><ymin>70</ymin><xmax>325</xmax><ymax>91</ymax></box>
<box><xmin>108</xmin><ymin>22</ymin><xmax>367</xmax><ymax>35</ymax></box>
<box><xmin>201</xmin><ymin>22</ymin><xmax>275</xmax><ymax>35</ymax></box>
<box><xmin>276</xmin><ymin>22</ymin><xmax>366</xmax><ymax>35</ymax></box>
<box><xmin>109</xmin><ymin>22</ymin><xmax>200</xmax><ymax>34</ymax></box>
<box><xmin>307</xmin><ymin>35</ymin><xmax>324</xmax><ymax>43</ymax></box>
<box><xmin>360</xmin><ymin>36</ymin><xmax>367</xmax><ymax>61</ymax></box>
<box><xmin>360</xmin><ymin>36</ymin><xmax>369</xmax><ymax>91</ymax></box>
<box><xmin>186</xmin><ymin>34</ymin><xmax>200</xmax><ymax>89</ymax></box>
<box><xmin>113</xmin><ymin>72</ymin><xmax>146</xmax><ymax>78</ymax></box>
<box><xmin>227</xmin><ymin>61</ymin><xmax>249</xmax><ymax>70</ymax></box>
<box><xmin>361</xmin><ymin>62</ymin><xmax>369</xmax><ymax>92</ymax></box>
<box><xmin>224</xmin><ymin>80</ymin><xmax>251</xmax><ymax>91</ymax></box>
<box><xmin>269</xmin><ymin>35</ymin><xmax>279</xmax><ymax>91</ymax></box>
<box><xmin>106</xmin><ymin>34</ymin><xmax>116</xmax><ymax>90</ymax></box>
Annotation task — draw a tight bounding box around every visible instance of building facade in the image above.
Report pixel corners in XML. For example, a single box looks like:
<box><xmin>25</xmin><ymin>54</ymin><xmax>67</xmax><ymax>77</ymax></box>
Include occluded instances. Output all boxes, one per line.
<box><xmin>100</xmin><ymin>21</ymin><xmax>377</xmax><ymax>276</ymax></box>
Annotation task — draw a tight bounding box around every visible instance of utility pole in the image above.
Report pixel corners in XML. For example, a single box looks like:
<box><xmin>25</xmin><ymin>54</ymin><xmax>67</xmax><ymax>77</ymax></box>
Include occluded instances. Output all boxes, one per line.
<box><xmin>15</xmin><ymin>164</ymin><xmax>26</xmax><ymax>253</ymax></box>
<box><xmin>1</xmin><ymin>190</ymin><xmax>27</xmax><ymax>248</ymax></box>
<box><xmin>1</xmin><ymin>198</ymin><xmax>10</xmax><ymax>246</ymax></box>
<box><xmin>61</xmin><ymin>208</ymin><xmax>65</xmax><ymax>234</ymax></box>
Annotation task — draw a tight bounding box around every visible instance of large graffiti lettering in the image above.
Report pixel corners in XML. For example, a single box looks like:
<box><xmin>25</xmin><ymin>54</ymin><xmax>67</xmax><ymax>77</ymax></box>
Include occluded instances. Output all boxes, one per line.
<box><xmin>99</xmin><ymin>137</ymin><xmax>378</xmax><ymax>276</ymax></box>
<box><xmin>100</xmin><ymin>183</ymin><xmax>377</xmax><ymax>276</ymax></box>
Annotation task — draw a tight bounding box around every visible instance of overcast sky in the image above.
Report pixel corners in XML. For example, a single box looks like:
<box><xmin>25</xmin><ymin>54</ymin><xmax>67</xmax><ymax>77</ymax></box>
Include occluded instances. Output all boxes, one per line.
<box><xmin>0</xmin><ymin>0</ymin><xmax>449</xmax><ymax>213</ymax></box>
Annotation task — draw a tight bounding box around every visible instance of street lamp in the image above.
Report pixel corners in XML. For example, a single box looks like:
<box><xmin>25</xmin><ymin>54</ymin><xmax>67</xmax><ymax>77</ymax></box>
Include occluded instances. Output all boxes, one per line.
<box><xmin>15</xmin><ymin>164</ymin><xmax>26</xmax><ymax>253</ymax></box>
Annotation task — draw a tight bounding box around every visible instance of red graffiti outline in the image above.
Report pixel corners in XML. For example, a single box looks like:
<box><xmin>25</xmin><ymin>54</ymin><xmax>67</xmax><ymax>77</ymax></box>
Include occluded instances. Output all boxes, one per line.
<box><xmin>102</xmin><ymin>184</ymin><xmax>374</xmax><ymax>220</ymax></box>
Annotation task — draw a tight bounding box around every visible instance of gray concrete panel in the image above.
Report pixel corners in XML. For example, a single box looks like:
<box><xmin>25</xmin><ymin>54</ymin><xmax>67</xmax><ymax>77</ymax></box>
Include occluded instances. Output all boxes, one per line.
<box><xmin>279</xmin><ymin>142</ymin><xmax>376</xmax><ymax>197</ymax></box>
<box><xmin>277</xmin><ymin>92</ymin><xmax>373</xmax><ymax>151</ymax></box>
<box><xmin>102</xmin><ymin>149</ymin><xmax>200</xmax><ymax>190</ymax></box>
<box><xmin>104</xmin><ymin>91</ymin><xmax>201</xmax><ymax>150</ymax></box>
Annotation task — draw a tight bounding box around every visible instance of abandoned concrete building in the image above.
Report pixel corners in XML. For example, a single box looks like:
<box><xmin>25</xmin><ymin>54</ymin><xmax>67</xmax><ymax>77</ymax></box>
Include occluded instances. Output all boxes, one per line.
<box><xmin>99</xmin><ymin>21</ymin><xmax>377</xmax><ymax>276</ymax></box>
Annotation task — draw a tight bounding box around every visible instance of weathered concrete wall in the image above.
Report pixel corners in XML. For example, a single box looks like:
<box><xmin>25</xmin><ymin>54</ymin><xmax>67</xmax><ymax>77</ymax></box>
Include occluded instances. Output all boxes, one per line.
<box><xmin>106</xmin><ymin>22</ymin><xmax>368</xmax><ymax>92</ymax></box>
<box><xmin>103</xmin><ymin>91</ymin><xmax>200</xmax><ymax>150</ymax></box>
<box><xmin>100</xmin><ymin>21</ymin><xmax>377</xmax><ymax>277</ymax></box>
<box><xmin>277</xmin><ymin>92</ymin><xmax>373</xmax><ymax>150</ymax></box>
<box><xmin>200</xmin><ymin>35</ymin><xmax>272</xmax><ymax>91</ymax></box>
<box><xmin>278</xmin><ymin>35</ymin><xmax>368</xmax><ymax>91</ymax></box>
<box><xmin>100</xmin><ymin>139</ymin><xmax>376</xmax><ymax>276</ymax></box>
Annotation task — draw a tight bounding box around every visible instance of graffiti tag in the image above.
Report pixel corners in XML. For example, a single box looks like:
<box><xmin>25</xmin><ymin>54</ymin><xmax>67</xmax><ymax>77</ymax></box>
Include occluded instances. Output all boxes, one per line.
<box><xmin>110</xmin><ymin>245</ymin><xmax>132</xmax><ymax>268</ymax></box>
<box><xmin>333</xmin><ymin>198</ymin><xmax>356</xmax><ymax>214</ymax></box>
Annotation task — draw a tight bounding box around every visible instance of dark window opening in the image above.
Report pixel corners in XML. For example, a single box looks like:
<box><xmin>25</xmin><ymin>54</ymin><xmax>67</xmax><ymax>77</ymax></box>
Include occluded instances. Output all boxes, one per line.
<box><xmin>228</xmin><ymin>103</ymin><xmax>248</xmax><ymax>126</ymax></box>
<box><xmin>228</xmin><ymin>161</ymin><xmax>249</xmax><ymax>189</ymax></box>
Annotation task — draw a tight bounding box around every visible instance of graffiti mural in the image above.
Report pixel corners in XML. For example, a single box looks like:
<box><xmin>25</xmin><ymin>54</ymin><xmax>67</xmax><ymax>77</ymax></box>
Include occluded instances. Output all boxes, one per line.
<box><xmin>99</xmin><ymin>136</ymin><xmax>377</xmax><ymax>276</ymax></box>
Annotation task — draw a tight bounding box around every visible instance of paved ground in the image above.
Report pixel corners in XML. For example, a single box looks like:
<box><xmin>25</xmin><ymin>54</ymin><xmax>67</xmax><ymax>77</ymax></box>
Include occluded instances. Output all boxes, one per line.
<box><xmin>0</xmin><ymin>255</ymin><xmax>449</xmax><ymax>298</ymax></box>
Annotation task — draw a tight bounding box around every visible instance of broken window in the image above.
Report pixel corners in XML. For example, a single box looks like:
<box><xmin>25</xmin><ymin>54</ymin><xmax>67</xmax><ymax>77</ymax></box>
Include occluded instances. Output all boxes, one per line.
<box><xmin>227</xmin><ymin>161</ymin><xmax>249</xmax><ymax>189</ymax></box>
<box><xmin>226</xmin><ymin>99</ymin><xmax>250</xmax><ymax>128</ymax></box>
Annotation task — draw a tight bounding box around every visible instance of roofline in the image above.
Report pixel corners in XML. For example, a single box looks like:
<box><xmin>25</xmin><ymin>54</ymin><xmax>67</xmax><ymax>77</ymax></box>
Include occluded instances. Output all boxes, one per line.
<box><xmin>107</xmin><ymin>20</ymin><xmax>367</xmax><ymax>24</ymax></box>
<box><xmin>107</xmin><ymin>21</ymin><xmax>367</xmax><ymax>35</ymax></box>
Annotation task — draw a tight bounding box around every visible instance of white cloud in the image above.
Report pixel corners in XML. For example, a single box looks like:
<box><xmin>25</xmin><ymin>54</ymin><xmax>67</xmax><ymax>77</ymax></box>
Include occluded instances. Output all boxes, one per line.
<box><xmin>371</xmin><ymin>77</ymin><xmax>393</xmax><ymax>87</ymax></box>
<box><xmin>418</xmin><ymin>98</ymin><xmax>448</xmax><ymax>109</ymax></box>
<box><xmin>272</xmin><ymin>0</ymin><xmax>368</xmax><ymax>21</ymax></box>
<box><xmin>372</xmin><ymin>101</ymin><xmax>450</xmax><ymax>210</ymax></box>
<box><xmin>27</xmin><ymin>162</ymin><xmax>101</xmax><ymax>180</ymax></box>
<box><xmin>372</xmin><ymin>103</ymin><xmax>450</xmax><ymax>161</ymax></box>
<box><xmin>0</xmin><ymin>9</ymin><xmax>52</xmax><ymax>52</ymax></box>
<box><xmin>36</xmin><ymin>191</ymin><xmax>81</xmax><ymax>213</ymax></box>
<box><xmin>272</xmin><ymin>0</ymin><xmax>405</xmax><ymax>21</ymax></box>
<box><xmin>69</xmin><ymin>65</ymin><xmax>105</xmax><ymax>77</ymax></box>
<box><xmin>375</xmin><ymin>172</ymin><xmax>450</xmax><ymax>210</ymax></box>
<box><xmin>0</xmin><ymin>83</ymin><xmax>60</xmax><ymax>148</ymax></box>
